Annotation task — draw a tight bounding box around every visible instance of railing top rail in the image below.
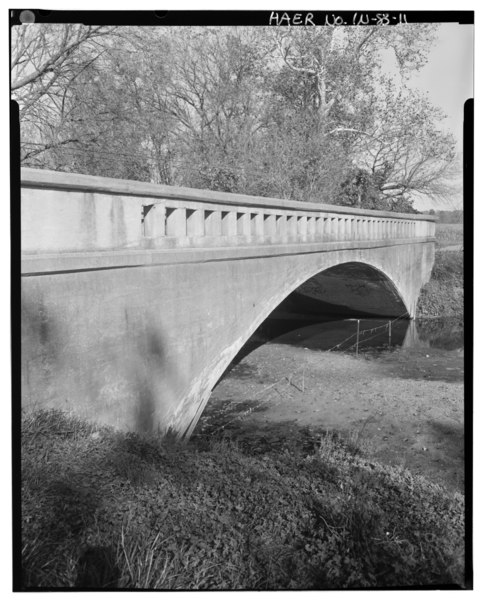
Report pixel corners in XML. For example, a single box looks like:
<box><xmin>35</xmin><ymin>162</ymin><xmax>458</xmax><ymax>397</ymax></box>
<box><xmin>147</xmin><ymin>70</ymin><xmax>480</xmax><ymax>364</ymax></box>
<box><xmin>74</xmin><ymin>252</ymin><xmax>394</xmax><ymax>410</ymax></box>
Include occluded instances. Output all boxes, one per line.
<box><xmin>20</xmin><ymin>168</ymin><xmax>436</xmax><ymax>222</ymax></box>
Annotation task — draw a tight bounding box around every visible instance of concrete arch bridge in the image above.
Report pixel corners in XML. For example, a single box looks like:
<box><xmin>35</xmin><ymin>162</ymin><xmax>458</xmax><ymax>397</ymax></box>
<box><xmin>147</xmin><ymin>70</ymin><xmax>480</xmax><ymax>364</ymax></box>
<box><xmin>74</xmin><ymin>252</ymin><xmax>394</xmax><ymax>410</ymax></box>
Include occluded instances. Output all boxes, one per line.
<box><xmin>20</xmin><ymin>169</ymin><xmax>435</xmax><ymax>437</ymax></box>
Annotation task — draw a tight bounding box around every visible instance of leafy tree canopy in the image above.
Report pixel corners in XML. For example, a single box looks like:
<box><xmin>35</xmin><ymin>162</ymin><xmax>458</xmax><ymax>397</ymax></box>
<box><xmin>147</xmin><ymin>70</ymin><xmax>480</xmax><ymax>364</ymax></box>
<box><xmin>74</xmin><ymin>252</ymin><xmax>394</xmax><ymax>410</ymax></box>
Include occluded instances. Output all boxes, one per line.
<box><xmin>12</xmin><ymin>24</ymin><xmax>458</xmax><ymax>211</ymax></box>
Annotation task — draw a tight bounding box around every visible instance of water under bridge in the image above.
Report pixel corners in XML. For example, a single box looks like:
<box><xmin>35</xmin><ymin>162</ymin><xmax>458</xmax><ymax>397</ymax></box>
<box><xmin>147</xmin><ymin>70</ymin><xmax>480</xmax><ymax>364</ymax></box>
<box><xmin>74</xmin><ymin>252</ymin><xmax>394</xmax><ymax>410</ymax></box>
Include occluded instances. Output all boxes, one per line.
<box><xmin>20</xmin><ymin>168</ymin><xmax>435</xmax><ymax>437</ymax></box>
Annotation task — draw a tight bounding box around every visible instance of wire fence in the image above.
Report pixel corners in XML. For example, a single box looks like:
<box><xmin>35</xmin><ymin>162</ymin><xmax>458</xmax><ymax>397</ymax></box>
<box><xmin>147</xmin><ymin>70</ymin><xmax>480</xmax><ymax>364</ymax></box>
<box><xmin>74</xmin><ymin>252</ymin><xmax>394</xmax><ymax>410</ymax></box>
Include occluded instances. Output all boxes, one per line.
<box><xmin>203</xmin><ymin>310</ymin><xmax>411</xmax><ymax>435</ymax></box>
<box><xmin>327</xmin><ymin>311</ymin><xmax>409</xmax><ymax>353</ymax></box>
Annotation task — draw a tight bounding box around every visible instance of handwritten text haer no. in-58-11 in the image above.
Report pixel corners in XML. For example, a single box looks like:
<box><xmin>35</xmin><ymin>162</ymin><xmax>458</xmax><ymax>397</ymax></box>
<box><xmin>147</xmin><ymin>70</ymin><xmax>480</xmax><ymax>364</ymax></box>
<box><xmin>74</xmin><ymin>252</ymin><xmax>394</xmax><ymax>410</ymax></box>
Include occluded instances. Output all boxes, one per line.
<box><xmin>268</xmin><ymin>12</ymin><xmax>408</xmax><ymax>27</ymax></box>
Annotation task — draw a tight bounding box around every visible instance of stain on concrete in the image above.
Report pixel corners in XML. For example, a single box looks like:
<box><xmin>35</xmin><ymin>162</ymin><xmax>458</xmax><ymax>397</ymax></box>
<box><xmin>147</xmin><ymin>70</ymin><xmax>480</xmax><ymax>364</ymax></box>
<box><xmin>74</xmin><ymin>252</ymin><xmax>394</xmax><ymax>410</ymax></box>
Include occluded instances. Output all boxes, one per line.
<box><xmin>81</xmin><ymin>192</ymin><xmax>97</xmax><ymax>249</ymax></box>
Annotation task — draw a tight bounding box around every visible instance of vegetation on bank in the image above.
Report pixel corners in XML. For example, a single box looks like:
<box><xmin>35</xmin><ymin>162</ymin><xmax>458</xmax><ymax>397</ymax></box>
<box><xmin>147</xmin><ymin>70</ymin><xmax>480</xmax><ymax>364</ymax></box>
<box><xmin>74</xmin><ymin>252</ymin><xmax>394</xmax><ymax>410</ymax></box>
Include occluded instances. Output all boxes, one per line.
<box><xmin>435</xmin><ymin>223</ymin><xmax>464</xmax><ymax>249</ymax></box>
<box><xmin>21</xmin><ymin>409</ymin><xmax>465</xmax><ymax>590</ymax></box>
<box><xmin>417</xmin><ymin>249</ymin><xmax>463</xmax><ymax>318</ymax></box>
<box><xmin>427</xmin><ymin>210</ymin><xmax>463</xmax><ymax>225</ymax></box>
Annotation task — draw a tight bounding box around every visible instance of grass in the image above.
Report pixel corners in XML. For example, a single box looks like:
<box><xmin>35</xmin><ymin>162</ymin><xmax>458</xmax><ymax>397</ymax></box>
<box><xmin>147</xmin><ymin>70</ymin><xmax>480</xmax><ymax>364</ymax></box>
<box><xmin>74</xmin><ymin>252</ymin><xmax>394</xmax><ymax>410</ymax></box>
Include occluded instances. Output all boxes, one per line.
<box><xmin>417</xmin><ymin>250</ymin><xmax>463</xmax><ymax>317</ymax></box>
<box><xmin>20</xmin><ymin>409</ymin><xmax>466</xmax><ymax>590</ymax></box>
<box><xmin>435</xmin><ymin>223</ymin><xmax>463</xmax><ymax>249</ymax></box>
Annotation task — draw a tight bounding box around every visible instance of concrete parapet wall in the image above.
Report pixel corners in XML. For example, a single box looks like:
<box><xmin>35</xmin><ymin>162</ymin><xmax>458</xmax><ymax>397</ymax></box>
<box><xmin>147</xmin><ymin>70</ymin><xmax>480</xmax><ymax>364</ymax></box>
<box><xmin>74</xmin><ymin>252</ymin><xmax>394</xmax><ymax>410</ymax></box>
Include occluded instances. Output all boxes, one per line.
<box><xmin>21</xmin><ymin>168</ymin><xmax>435</xmax><ymax>254</ymax></box>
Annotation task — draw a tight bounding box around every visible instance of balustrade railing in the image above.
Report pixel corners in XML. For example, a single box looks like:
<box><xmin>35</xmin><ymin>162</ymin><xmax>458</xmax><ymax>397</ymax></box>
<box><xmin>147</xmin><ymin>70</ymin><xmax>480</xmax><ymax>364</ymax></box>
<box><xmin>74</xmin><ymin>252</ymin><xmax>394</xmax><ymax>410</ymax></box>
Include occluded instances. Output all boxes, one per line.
<box><xmin>143</xmin><ymin>198</ymin><xmax>433</xmax><ymax>248</ymax></box>
<box><xmin>21</xmin><ymin>168</ymin><xmax>436</xmax><ymax>254</ymax></box>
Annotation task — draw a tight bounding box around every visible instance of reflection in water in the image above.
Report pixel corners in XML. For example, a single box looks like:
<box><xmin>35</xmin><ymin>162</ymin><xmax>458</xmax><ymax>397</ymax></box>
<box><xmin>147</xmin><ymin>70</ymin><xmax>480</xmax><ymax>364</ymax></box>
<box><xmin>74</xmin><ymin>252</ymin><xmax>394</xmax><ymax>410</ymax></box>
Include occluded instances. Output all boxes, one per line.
<box><xmin>401</xmin><ymin>320</ymin><xmax>421</xmax><ymax>349</ymax></box>
<box><xmin>254</xmin><ymin>315</ymin><xmax>464</xmax><ymax>355</ymax></box>
<box><xmin>415</xmin><ymin>318</ymin><xmax>464</xmax><ymax>351</ymax></box>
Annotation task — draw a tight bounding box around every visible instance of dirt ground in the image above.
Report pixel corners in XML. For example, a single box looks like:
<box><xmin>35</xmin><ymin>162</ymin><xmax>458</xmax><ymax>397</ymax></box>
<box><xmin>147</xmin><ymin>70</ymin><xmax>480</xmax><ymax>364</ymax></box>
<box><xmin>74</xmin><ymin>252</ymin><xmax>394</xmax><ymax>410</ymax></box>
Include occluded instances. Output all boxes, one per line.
<box><xmin>197</xmin><ymin>343</ymin><xmax>465</xmax><ymax>494</ymax></box>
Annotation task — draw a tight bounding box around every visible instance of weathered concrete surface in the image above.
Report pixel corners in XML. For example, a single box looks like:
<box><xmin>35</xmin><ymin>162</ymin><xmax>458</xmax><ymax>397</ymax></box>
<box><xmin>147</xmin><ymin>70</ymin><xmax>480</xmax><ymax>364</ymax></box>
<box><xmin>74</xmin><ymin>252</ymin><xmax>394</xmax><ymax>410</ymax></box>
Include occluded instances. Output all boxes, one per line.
<box><xmin>22</xmin><ymin>242</ymin><xmax>434</xmax><ymax>437</ymax></box>
<box><xmin>20</xmin><ymin>169</ymin><xmax>435</xmax><ymax>437</ymax></box>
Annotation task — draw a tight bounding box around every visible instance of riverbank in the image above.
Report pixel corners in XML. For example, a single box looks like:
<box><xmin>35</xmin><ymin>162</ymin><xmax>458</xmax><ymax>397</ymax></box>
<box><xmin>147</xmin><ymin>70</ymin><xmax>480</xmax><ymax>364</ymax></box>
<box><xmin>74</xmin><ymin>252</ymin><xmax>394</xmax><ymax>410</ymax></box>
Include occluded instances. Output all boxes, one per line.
<box><xmin>200</xmin><ymin>341</ymin><xmax>464</xmax><ymax>494</ymax></box>
<box><xmin>417</xmin><ymin>249</ymin><xmax>463</xmax><ymax>317</ymax></box>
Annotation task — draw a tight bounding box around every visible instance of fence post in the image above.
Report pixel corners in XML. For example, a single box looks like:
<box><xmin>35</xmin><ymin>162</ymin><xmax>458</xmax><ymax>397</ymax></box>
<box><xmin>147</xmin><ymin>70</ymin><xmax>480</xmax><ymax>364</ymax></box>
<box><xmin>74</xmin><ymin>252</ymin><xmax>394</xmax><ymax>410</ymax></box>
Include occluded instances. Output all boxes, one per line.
<box><xmin>356</xmin><ymin>320</ymin><xmax>360</xmax><ymax>356</ymax></box>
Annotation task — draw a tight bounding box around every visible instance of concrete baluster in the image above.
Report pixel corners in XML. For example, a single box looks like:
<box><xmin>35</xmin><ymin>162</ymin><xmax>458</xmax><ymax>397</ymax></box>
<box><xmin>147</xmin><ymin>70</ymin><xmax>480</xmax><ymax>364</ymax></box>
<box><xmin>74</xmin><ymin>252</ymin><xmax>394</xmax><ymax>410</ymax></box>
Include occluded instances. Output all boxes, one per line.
<box><xmin>264</xmin><ymin>214</ymin><xmax>276</xmax><ymax>238</ymax></box>
<box><xmin>236</xmin><ymin>212</ymin><xmax>250</xmax><ymax>237</ymax></box>
<box><xmin>336</xmin><ymin>217</ymin><xmax>343</xmax><ymax>239</ymax></box>
<box><xmin>186</xmin><ymin>208</ymin><xmax>204</xmax><ymax>237</ymax></box>
<box><xmin>297</xmin><ymin>215</ymin><xmax>308</xmax><ymax>241</ymax></box>
<box><xmin>342</xmin><ymin>218</ymin><xmax>348</xmax><ymax>240</ymax></box>
<box><xmin>248</xmin><ymin>213</ymin><xmax>257</xmax><ymax>237</ymax></box>
<box><xmin>307</xmin><ymin>216</ymin><xmax>316</xmax><ymax>241</ymax></box>
<box><xmin>166</xmin><ymin>207</ymin><xmax>187</xmax><ymax>237</ymax></box>
<box><xmin>276</xmin><ymin>214</ymin><xmax>287</xmax><ymax>241</ymax></box>
<box><xmin>204</xmin><ymin>210</ymin><xmax>222</xmax><ymax>236</ymax></box>
<box><xmin>221</xmin><ymin>210</ymin><xmax>237</xmax><ymax>237</ymax></box>
<box><xmin>315</xmin><ymin>216</ymin><xmax>324</xmax><ymax>240</ymax></box>
<box><xmin>250</xmin><ymin>212</ymin><xmax>263</xmax><ymax>237</ymax></box>
<box><xmin>288</xmin><ymin>215</ymin><xmax>297</xmax><ymax>241</ymax></box>
<box><xmin>143</xmin><ymin>203</ymin><xmax>165</xmax><ymax>240</ymax></box>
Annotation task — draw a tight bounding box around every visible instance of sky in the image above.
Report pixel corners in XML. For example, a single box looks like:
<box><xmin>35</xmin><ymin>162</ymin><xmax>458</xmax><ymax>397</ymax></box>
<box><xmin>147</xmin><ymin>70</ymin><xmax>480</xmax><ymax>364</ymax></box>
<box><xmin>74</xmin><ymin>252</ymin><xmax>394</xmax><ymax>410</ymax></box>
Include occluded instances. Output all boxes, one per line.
<box><xmin>410</xmin><ymin>23</ymin><xmax>473</xmax><ymax>153</ymax></box>
<box><xmin>403</xmin><ymin>23</ymin><xmax>474</xmax><ymax>210</ymax></box>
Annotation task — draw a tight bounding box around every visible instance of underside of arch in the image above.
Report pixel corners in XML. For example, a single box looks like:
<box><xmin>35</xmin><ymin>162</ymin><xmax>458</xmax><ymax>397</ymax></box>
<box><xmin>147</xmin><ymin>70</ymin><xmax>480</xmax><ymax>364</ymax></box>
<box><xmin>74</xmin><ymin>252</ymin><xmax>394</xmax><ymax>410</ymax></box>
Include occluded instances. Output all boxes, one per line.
<box><xmin>202</xmin><ymin>261</ymin><xmax>409</xmax><ymax>436</ymax></box>
<box><xmin>283</xmin><ymin>261</ymin><xmax>409</xmax><ymax>319</ymax></box>
<box><xmin>222</xmin><ymin>261</ymin><xmax>409</xmax><ymax>370</ymax></box>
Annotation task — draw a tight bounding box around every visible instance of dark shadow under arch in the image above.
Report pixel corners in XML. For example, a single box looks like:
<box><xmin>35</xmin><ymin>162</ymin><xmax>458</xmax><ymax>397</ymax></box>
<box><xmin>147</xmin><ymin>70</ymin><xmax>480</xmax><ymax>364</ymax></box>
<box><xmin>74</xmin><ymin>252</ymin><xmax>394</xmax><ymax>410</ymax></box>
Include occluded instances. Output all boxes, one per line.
<box><xmin>216</xmin><ymin>260</ymin><xmax>409</xmax><ymax>381</ymax></box>
<box><xmin>288</xmin><ymin>261</ymin><xmax>408</xmax><ymax>319</ymax></box>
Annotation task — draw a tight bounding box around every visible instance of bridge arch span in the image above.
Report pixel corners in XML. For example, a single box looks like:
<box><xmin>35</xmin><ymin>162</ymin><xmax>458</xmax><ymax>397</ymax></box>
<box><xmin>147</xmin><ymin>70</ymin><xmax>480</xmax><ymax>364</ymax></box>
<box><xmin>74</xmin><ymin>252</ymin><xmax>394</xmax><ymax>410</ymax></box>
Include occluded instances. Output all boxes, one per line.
<box><xmin>220</xmin><ymin>257</ymin><xmax>411</xmax><ymax>374</ymax></box>
<box><xmin>21</xmin><ymin>169</ymin><xmax>435</xmax><ymax>437</ymax></box>
<box><xmin>181</xmin><ymin>258</ymin><xmax>410</xmax><ymax>436</ymax></box>
<box><xmin>178</xmin><ymin>247</ymin><xmax>431</xmax><ymax>437</ymax></box>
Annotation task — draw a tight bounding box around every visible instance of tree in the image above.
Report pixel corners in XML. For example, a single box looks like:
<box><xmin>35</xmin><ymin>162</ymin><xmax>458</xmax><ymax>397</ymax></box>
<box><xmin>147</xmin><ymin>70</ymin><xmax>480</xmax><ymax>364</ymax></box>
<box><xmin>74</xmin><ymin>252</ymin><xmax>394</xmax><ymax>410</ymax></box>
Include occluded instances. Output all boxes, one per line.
<box><xmin>13</xmin><ymin>23</ymin><xmax>457</xmax><ymax>212</ymax></box>
<box><xmin>269</xmin><ymin>24</ymin><xmax>455</xmax><ymax>209</ymax></box>
<box><xmin>343</xmin><ymin>83</ymin><xmax>457</xmax><ymax>209</ymax></box>
<box><xmin>12</xmin><ymin>23</ymin><xmax>117</xmax><ymax>165</ymax></box>
<box><xmin>157</xmin><ymin>27</ymin><xmax>273</xmax><ymax>192</ymax></box>
<box><xmin>39</xmin><ymin>27</ymin><xmax>176</xmax><ymax>182</ymax></box>
<box><xmin>271</xmin><ymin>25</ymin><xmax>437</xmax><ymax>125</ymax></box>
